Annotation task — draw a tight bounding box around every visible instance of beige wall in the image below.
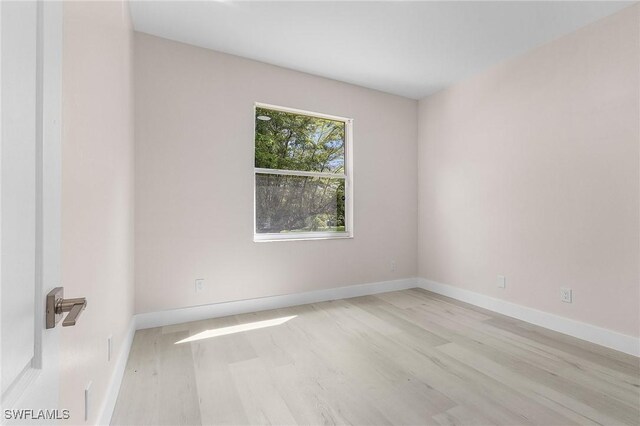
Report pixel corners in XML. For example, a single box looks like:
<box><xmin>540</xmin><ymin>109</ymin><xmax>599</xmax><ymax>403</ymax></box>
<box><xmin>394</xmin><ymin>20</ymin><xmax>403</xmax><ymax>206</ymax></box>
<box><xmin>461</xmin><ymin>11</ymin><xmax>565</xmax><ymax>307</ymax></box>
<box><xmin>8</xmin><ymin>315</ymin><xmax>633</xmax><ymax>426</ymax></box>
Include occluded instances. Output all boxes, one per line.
<box><xmin>55</xmin><ymin>2</ymin><xmax>639</xmax><ymax>422</ymax></box>
<box><xmin>418</xmin><ymin>5</ymin><xmax>640</xmax><ymax>337</ymax></box>
<box><xmin>61</xmin><ymin>1</ymin><xmax>135</xmax><ymax>423</ymax></box>
<box><xmin>134</xmin><ymin>33</ymin><xmax>418</xmax><ymax>314</ymax></box>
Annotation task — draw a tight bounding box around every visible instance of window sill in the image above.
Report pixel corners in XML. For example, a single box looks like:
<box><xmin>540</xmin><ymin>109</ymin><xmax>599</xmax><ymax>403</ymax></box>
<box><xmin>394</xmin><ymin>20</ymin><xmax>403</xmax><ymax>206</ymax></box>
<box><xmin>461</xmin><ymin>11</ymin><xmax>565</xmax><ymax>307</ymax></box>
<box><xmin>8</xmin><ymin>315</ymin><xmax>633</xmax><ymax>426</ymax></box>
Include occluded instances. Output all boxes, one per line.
<box><xmin>254</xmin><ymin>232</ymin><xmax>353</xmax><ymax>242</ymax></box>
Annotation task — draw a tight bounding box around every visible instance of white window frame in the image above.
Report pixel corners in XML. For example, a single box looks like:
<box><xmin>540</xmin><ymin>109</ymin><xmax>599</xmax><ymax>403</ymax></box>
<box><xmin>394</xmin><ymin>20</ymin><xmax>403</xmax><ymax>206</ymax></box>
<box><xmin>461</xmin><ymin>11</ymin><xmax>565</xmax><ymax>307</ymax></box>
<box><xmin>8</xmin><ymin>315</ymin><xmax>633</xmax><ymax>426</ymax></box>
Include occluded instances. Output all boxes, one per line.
<box><xmin>253</xmin><ymin>102</ymin><xmax>354</xmax><ymax>242</ymax></box>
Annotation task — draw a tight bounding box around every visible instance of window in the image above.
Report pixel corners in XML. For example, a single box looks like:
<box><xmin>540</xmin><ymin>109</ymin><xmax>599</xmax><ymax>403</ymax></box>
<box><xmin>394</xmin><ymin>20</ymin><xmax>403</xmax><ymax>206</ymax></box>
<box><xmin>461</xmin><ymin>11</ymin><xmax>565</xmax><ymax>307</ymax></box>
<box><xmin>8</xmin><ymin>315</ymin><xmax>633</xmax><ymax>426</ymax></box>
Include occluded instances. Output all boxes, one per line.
<box><xmin>254</xmin><ymin>103</ymin><xmax>353</xmax><ymax>241</ymax></box>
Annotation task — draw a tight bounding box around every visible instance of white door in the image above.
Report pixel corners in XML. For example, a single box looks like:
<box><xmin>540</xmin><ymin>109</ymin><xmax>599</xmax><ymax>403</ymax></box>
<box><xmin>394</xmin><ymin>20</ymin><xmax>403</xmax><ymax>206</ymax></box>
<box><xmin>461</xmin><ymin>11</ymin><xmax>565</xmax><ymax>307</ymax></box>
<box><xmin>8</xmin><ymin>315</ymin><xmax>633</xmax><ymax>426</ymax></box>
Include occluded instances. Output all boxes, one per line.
<box><xmin>1</xmin><ymin>0</ymin><xmax>63</xmax><ymax>423</ymax></box>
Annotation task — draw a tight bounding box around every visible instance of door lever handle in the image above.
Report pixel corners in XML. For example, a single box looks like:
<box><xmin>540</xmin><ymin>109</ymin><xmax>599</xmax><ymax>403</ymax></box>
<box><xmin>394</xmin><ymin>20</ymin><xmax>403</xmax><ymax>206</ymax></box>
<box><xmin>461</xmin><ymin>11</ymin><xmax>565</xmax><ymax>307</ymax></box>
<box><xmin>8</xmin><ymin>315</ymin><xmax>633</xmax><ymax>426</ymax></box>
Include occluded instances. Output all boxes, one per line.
<box><xmin>46</xmin><ymin>287</ymin><xmax>87</xmax><ymax>329</ymax></box>
<box><xmin>59</xmin><ymin>297</ymin><xmax>87</xmax><ymax>327</ymax></box>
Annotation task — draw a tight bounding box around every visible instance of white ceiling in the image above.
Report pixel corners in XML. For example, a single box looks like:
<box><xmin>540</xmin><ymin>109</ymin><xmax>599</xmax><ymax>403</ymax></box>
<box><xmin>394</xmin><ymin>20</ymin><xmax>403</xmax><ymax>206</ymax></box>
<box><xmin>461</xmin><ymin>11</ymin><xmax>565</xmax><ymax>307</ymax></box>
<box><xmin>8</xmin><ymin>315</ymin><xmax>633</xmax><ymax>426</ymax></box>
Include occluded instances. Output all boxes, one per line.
<box><xmin>130</xmin><ymin>1</ymin><xmax>634</xmax><ymax>99</ymax></box>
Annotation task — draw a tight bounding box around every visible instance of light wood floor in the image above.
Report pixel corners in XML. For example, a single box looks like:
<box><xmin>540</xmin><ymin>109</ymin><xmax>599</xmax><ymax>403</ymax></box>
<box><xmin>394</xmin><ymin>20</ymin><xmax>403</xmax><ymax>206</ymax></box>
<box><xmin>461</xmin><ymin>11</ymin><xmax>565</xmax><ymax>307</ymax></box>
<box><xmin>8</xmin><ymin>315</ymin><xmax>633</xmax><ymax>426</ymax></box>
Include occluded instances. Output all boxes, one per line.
<box><xmin>111</xmin><ymin>289</ymin><xmax>640</xmax><ymax>426</ymax></box>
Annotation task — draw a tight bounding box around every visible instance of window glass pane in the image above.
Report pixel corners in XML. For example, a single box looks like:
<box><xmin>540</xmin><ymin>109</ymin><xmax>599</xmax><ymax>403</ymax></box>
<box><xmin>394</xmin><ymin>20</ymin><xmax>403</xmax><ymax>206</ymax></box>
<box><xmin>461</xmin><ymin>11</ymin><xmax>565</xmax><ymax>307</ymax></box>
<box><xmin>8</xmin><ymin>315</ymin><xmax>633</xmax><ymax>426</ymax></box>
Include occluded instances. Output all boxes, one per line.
<box><xmin>255</xmin><ymin>107</ymin><xmax>345</xmax><ymax>173</ymax></box>
<box><xmin>255</xmin><ymin>174</ymin><xmax>345</xmax><ymax>234</ymax></box>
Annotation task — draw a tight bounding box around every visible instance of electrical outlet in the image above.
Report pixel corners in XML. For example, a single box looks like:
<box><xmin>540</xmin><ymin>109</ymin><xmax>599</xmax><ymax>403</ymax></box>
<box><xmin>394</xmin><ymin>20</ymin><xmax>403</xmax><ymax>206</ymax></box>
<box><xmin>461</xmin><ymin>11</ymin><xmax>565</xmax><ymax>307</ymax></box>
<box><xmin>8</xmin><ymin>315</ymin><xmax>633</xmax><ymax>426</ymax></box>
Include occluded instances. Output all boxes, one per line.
<box><xmin>85</xmin><ymin>382</ymin><xmax>92</xmax><ymax>422</ymax></box>
<box><xmin>497</xmin><ymin>275</ymin><xmax>506</xmax><ymax>289</ymax></box>
<box><xmin>107</xmin><ymin>335</ymin><xmax>112</xmax><ymax>362</ymax></box>
<box><xmin>195</xmin><ymin>279</ymin><xmax>205</xmax><ymax>294</ymax></box>
<box><xmin>390</xmin><ymin>260</ymin><xmax>397</xmax><ymax>272</ymax></box>
<box><xmin>560</xmin><ymin>287</ymin><xmax>572</xmax><ymax>303</ymax></box>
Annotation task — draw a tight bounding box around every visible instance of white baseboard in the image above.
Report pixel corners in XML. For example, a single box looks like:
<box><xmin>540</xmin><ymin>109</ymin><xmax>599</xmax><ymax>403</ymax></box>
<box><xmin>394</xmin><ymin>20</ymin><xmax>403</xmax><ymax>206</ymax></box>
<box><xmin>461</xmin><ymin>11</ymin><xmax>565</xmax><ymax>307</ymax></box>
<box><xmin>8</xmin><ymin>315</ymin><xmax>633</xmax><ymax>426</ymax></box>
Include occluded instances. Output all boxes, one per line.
<box><xmin>417</xmin><ymin>278</ymin><xmax>640</xmax><ymax>357</ymax></box>
<box><xmin>97</xmin><ymin>318</ymin><xmax>136</xmax><ymax>426</ymax></box>
<box><xmin>135</xmin><ymin>278</ymin><xmax>418</xmax><ymax>330</ymax></box>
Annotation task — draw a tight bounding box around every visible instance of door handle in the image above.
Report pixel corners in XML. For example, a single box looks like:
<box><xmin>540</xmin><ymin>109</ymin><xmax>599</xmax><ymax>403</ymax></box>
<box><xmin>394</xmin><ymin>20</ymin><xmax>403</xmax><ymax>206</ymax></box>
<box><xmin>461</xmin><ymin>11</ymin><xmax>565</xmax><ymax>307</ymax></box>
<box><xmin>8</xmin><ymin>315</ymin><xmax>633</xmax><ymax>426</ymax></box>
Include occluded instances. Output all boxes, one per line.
<box><xmin>46</xmin><ymin>287</ymin><xmax>87</xmax><ymax>329</ymax></box>
<box><xmin>59</xmin><ymin>297</ymin><xmax>87</xmax><ymax>326</ymax></box>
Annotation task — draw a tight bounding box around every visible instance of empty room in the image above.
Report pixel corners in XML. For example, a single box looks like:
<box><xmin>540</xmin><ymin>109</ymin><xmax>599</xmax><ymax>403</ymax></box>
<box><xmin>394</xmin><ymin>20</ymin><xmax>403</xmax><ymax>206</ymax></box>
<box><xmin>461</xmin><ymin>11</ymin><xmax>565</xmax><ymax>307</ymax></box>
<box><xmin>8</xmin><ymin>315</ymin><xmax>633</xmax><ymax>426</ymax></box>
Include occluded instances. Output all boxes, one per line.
<box><xmin>1</xmin><ymin>1</ymin><xmax>639</xmax><ymax>425</ymax></box>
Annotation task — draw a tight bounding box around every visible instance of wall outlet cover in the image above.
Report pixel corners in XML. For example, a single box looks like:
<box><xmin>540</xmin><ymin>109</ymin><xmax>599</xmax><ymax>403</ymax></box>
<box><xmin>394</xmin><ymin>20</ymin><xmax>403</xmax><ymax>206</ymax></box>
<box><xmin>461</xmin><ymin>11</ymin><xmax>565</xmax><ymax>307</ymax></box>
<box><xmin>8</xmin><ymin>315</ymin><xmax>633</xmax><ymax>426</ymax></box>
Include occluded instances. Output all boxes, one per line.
<box><xmin>195</xmin><ymin>279</ymin><xmax>205</xmax><ymax>293</ymax></box>
<box><xmin>560</xmin><ymin>287</ymin><xmax>572</xmax><ymax>303</ymax></box>
<box><xmin>497</xmin><ymin>275</ymin><xmax>506</xmax><ymax>289</ymax></box>
<box><xmin>85</xmin><ymin>381</ymin><xmax>92</xmax><ymax>421</ymax></box>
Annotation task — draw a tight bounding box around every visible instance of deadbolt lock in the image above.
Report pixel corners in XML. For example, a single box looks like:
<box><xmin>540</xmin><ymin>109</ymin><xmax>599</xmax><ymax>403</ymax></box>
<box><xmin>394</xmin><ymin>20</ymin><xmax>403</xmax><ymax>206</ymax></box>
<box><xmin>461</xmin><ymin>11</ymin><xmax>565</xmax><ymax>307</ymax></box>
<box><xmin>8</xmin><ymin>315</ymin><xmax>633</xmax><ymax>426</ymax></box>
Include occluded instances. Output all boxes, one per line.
<box><xmin>46</xmin><ymin>287</ymin><xmax>87</xmax><ymax>329</ymax></box>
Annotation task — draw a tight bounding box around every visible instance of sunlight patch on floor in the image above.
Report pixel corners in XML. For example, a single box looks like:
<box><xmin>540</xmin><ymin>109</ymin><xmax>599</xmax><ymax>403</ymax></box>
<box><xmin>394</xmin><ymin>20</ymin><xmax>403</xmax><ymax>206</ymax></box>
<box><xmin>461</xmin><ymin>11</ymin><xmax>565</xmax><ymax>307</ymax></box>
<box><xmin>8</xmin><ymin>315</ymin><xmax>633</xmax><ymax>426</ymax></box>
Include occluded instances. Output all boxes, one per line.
<box><xmin>175</xmin><ymin>315</ymin><xmax>297</xmax><ymax>344</ymax></box>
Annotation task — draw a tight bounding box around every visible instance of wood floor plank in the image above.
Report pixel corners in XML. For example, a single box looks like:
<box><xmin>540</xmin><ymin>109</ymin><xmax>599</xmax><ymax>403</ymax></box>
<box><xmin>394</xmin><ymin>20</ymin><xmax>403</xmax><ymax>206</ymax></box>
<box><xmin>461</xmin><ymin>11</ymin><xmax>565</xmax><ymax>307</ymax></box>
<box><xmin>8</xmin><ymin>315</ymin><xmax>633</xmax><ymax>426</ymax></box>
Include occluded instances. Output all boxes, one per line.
<box><xmin>158</xmin><ymin>332</ymin><xmax>201</xmax><ymax>426</ymax></box>
<box><xmin>400</xmin><ymin>306</ymin><xmax>639</xmax><ymax>424</ymax></box>
<box><xmin>309</xmin><ymin>301</ymin><xmax>563</xmax><ymax>425</ymax></box>
<box><xmin>269</xmin><ymin>361</ymin><xmax>348</xmax><ymax>425</ymax></box>
<box><xmin>111</xmin><ymin>329</ymin><xmax>162</xmax><ymax>426</ymax></box>
<box><xmin>228</xmin><ymin>357</ymin><xmax>298</xmax><ymax>425</ymax></box>
<box><xmin>405</xmin><ymin>304</ymin><xmax>640</xmax><ymax>420</ymax></box>
<box><xmin>484</xmin><ymin>315</ymin><xmax>640</xmax><ymax>374</ymax></box>
<box><xmin>414</xmin><ymin>289</ymin><xmax>639</xmax><ymax>370</ymax></box>
<box><xmin>431</xmin><ymin>406</ymin><xmax>499</xmax><ymax>426</ymax></box>
<box><xmin>437</xmin><ymin>342</ymin><xmax>610</xmax><ymax>426</ymax></box>
<box><xmin>112</xmin><ymin>289</ymin><xmax>640</xmax><ymax>426</ymax></box>
<box><xmin>189</xmin><ymin>333</ymin><xmax>251</xmax><ymax>425</ymax></box>
<box><xmin>112</xmin><ymin>329</ymin><xmax>201</xmax><ymax>426</ymax></box>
